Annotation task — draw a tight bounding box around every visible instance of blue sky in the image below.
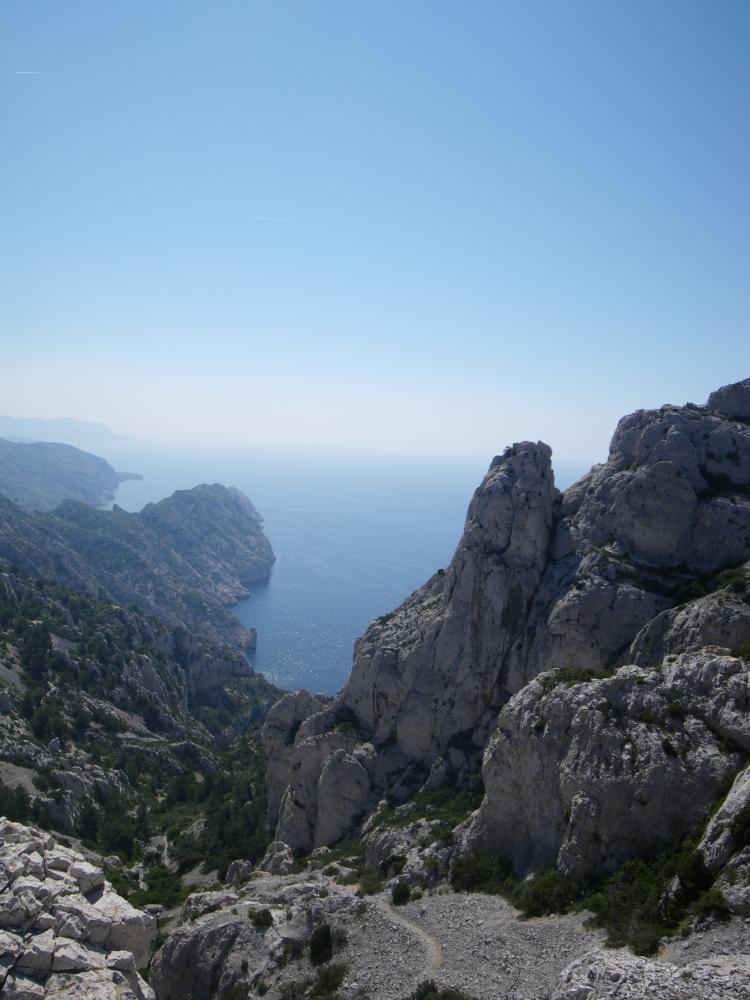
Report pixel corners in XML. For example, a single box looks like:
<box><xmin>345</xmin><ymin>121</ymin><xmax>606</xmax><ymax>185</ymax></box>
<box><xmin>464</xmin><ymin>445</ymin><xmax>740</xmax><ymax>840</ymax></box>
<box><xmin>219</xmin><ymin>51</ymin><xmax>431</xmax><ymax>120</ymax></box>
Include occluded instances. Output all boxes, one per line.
<box><xmin>1</xmin><ymin>1</ymin><xmax>748</xmax><ymax>460</ymax></box>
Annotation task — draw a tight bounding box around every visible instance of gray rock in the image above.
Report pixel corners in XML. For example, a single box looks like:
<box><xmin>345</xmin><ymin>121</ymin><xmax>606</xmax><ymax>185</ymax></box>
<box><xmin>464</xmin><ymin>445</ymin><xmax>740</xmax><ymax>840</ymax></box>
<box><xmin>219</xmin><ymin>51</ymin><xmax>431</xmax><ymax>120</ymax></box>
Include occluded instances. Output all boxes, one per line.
<box><xmin>553</xmin><ymin>946</ymin><xmax>750</xmax><ymax>999</ymax></box>
<box><xmin>262</xmin><ymin>689</ymin><xmax>328</xmax><ymax>832</ymax></box>
<box><xmin>264</xmin><ymin>380</ymin><xmax>750</xmax><ymax>853</ymax></box>
<box><xmin>700</xmin><ymin>764</ymin><xmax>750</xmax><ymax>873</ymax></box>
<box><xmin>0</xmin><ymin>817</ymin><xmax>155</xmax><ymax>994</ymax></box>
<box><xmin>225</xmin><ymin>859</ymin><xmax>254</xmax><ymax>885</ymax></box>
<box><xmin>708</xmin><ymin>377</ymin><xmax>750</xmax><ymax>420</ymax></box>
<box><xmin>463</xmin><ymin>649</ymin><xmax>750</xmax><ymax>877</ymax></box>
<box><xmin>258</xmin><ymin>841</ymin><xmax>294</xmax><ymax>876</ymax></box>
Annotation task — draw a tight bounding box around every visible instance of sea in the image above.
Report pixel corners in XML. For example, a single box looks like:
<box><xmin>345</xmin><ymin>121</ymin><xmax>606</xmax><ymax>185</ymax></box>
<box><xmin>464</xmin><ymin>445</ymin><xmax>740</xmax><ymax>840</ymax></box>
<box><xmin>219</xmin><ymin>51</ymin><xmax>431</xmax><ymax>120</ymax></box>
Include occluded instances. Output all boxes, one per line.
<box><xmin>95</xmin><ymin>443</ymin><xmax>589</xmax><ymax>696</ymax></box>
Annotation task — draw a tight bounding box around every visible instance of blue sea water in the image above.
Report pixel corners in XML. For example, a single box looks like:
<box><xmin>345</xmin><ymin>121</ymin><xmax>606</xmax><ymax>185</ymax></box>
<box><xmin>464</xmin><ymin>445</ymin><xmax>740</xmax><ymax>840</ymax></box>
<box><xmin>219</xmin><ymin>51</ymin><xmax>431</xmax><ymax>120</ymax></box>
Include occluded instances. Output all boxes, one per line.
<box><xmin>97</xmin><ymin>444</ymin><xmax>588</xmax><ymax>696</ymax></box>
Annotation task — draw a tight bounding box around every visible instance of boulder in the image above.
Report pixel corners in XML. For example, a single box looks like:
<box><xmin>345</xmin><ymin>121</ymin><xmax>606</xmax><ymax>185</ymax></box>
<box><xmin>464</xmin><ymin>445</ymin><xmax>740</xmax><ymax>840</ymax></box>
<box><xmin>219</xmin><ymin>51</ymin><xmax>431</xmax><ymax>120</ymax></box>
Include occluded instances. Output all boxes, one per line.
<box><xmin>257</xmin><ymin>841</ymin><xmax>294</xmax><ymax>876</ymax></box>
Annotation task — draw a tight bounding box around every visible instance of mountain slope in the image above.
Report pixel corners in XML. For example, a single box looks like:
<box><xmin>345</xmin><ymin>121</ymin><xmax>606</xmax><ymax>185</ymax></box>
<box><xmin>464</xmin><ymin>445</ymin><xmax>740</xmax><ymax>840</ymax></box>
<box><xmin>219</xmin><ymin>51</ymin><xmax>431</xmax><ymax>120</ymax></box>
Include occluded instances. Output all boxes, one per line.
<box><xmin>0</xmin><ymin>484</ymin><xmax>275</xmax><ymax>647</ymax></box>
<box><xmin>0</xmin><ymin>437</ymin><xmax>127</xmax><ymax>511</ymax></box>
<box><xmin>0</xmin><ymin>566</ymin><xmax>281</xmax><ymax>882</ymax></box>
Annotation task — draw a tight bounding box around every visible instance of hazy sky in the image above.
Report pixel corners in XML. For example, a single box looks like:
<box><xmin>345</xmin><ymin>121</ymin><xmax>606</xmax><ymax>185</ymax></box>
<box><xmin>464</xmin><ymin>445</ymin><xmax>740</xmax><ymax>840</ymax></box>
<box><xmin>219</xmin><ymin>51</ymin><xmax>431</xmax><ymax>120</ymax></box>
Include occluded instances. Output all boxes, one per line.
<box><xmin>1</xmin><ymin>1</ymin><xmax>748</xmax><ymax>462</ymax></box>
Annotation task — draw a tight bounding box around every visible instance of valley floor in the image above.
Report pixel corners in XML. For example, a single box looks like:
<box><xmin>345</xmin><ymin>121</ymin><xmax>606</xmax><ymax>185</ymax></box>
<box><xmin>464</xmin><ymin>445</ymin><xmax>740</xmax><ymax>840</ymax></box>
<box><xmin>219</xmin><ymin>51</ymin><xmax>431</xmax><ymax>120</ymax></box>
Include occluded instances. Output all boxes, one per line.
<box><xmin>149</xmin><ymin>865</ymin><xmax>750</xmax><ymax>1000</ymax></box>
<box><xmin>332</xmin><ymin>889</ymin><xmax>603</xmax><ymax>999</ymax></box>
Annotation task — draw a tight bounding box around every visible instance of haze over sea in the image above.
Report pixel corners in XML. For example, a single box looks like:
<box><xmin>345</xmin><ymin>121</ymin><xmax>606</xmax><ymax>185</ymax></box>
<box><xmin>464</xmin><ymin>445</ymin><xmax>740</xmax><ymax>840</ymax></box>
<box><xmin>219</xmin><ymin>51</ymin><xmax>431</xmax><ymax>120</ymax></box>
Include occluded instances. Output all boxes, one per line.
<box><xmin>97</xmin><ymin>443</ymin><xmax>588</xmax><ymax>695</ymax></box>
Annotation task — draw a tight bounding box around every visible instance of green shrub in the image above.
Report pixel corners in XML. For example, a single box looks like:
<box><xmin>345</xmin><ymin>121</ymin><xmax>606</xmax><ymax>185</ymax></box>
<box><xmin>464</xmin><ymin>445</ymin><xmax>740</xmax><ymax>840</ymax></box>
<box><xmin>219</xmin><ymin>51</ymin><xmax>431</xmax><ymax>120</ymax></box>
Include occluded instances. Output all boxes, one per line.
<box><xmin>313</xmin><ymin>963</ymin><xmax>347</xmax><ymax>993</ymax></box>
<box><xmin>355</xmin><ymin>865</ymin><xmax>384</xmax><ymax>896</ymax></box>
<box><xmin>451</xmin><ymin>838</ymin><xmax>722</xmax><ymax>956</ymax></box>
<box><xmin>541</xmin><ymin>666</ymin><xmax>615</xmax><ymax>693</ymax></box>
<box><xmin>694</xmin><ymin>887</ymin><xmax>731</xmax><ymax>922</ymax></box>
<box><xmin>280</xmin><ymin>982</ymin><xmax>310</xmax><ymax>1000</ymax></box>
<box><xmin>251</xmin><ymin>907</ymin><xmax>273</xmax><ymax>930</ymax></box>
<box><xmin>511</xmin><ymin>867</ymin><xmax>586</xmax><ymax>917</ymax></box>
<box><xmin>731</xmin><ymin>801</ymin><xmax>750</xmax><ymax>847</ymax></box>
<box><xmin>718</xmin><ymin>567</ymin><xmax>749</xmax><ymax>595</ymax></box>
<box><xmin>450</xmin><ymin>853</ymin><xmax>509</xmax><ymax>894</ymax></box>
<box><xmin>279</xmin><ymin>964</ymin><xmax>348</xmax><ymax>1000</ymax></box>
<box><xmin>128</xmin><ymin>865</ymin><xmax>189</xmax><ymax>910</ymax></box>
<box><xmin>380</xmin><ymin>853</ymin><xmax>406</xmax><ymax>877</ymax></box>
<box><xmin>391</xmin><ymin>882</ymin><xmax>410</xmax><ymax>905</ymax></box>
<box><xmin>309</xmin><ymin>923</ymin><xmax>333</xmax><ymax>966</ymax></box>
<box><xmin>222</xmin><ymin>986</ymin><xmax>249</xmax><ymax>1000</ymax></box>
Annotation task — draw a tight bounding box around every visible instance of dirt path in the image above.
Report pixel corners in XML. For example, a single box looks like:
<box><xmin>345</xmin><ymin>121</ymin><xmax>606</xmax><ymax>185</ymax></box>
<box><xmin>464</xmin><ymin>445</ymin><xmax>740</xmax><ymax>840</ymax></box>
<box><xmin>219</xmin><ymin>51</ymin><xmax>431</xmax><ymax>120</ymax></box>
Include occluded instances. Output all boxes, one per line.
<box><xmin>374</xmin><ymin>896</ymin><xmax>444</xmax><ymax>974</ymax></box>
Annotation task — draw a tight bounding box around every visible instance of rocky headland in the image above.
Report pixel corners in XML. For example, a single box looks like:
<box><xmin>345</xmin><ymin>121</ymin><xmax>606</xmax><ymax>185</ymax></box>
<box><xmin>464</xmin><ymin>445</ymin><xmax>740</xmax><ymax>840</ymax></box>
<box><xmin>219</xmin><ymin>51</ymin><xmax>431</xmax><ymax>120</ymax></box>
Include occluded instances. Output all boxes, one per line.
<box><xmin>0</xmin><ymin>439</ymin><xmax>127</xmax><ymax>512</ymax></box>
<box><xmin>0</xmin><ymin>483</ymin><xmax>275</xmax><ymax>648</ymax></box>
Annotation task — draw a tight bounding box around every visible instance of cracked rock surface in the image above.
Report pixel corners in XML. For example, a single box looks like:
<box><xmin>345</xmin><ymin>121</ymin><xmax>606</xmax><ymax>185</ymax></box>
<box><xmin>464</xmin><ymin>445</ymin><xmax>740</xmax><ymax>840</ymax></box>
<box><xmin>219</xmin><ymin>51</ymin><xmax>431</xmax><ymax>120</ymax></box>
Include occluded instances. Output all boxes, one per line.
<box><xmin>0</xmin><ymin>818</ymin><xmax>155</xmax><ymax>999</ymax></box>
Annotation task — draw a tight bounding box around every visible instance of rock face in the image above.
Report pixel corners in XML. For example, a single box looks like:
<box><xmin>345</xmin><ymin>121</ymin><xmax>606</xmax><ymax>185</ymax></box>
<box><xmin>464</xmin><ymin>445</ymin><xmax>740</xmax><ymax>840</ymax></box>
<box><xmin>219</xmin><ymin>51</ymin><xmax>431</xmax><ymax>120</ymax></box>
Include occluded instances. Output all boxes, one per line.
<box><xmin>265</xmin><ymin>378</ymin><xmax>750</xmax><ymax>854</ymax></box>
<box><xmin>0</xmin><ymin>439</ymin><xmax>122</xmax><ymax>512</ymax></box>
<box><xmin>262</xmin><ymin>691</ymin><xmax>328</xmax><ymax>832</ymax></box>
<box><xmin>0</xmin><ymin>818</ymin><xmax>155</xmax><ymax>998</ymax></box>
<box><xmin>463</xmin><ymin>649</ymin><xmax>750</xmax><ymax>876</ymax></box>
<box><xmin>150</xmin><ymin>871</ymin><xmax>361</xmax><ymax>1000</ymax></box>
<box><xmin>0</xmin><ymin>483</ymin><xmax>275</xmax><ymax>646</ymax></box>
<box><xmin>552</xmin><ymin>947</ymin><xmax>750</xmax><ymax>1000</ymax></box>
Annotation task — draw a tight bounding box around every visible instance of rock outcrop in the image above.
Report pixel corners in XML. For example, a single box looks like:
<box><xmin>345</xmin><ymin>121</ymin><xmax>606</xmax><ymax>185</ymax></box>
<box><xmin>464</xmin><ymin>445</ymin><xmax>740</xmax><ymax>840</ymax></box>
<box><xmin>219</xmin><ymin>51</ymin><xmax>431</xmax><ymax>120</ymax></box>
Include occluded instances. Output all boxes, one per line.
<box><xmin>0</xmin><ymin>483</ymin><xmax>275</xmax><ymax>647</ymax></box>
<box><xmin>265</xmin><ymin>378</ymin><xmax>750</xmax><ymax>854</ymax></box>
<box><xmin>462</xmin><ymin>648</ymin><xmax>750</xmax><ymax>876</ymax></box>
<box><xmin>150</xmin><ymin>871</ymin><xmax>360</xmax><ymax>1000</ymax></box>
<box><xmin>0</xmin><ymin>818</ymin><xmax>155</xmax><ymax>998</ymax></box>
<box><xmin>552</xmin><ymin>947</ymin><xmax>750</xmax><ymax>1000</ymax></box>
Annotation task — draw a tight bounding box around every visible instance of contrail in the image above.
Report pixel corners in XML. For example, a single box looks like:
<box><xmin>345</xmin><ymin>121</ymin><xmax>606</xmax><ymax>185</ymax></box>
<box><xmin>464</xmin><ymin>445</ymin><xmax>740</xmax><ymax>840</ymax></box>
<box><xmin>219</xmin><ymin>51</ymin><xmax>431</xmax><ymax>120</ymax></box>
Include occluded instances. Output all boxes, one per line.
<box><xmin>16</xmin><ymin>70</ymin><xmax>47</xmax><ymax>75</ymax></box>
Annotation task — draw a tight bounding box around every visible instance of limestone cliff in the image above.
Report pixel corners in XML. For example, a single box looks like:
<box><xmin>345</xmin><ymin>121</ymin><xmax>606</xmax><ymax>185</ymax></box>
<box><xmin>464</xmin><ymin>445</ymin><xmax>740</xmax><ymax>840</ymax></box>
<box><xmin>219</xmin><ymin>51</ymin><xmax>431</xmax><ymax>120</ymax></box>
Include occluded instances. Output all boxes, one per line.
<box><xmin>264</xmin><ymin>378</ymin><xmax>750</xmax><ymax>855</ymax></box>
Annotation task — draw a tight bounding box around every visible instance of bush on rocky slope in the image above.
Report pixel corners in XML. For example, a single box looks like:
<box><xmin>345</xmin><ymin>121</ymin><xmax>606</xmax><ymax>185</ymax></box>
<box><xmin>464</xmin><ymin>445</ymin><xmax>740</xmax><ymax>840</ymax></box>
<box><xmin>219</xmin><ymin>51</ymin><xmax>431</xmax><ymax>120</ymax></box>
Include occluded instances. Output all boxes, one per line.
<box><xmin>450</xmin><ymin>827</ymin><xmax>735</xmax><ymax>955</ymax></box>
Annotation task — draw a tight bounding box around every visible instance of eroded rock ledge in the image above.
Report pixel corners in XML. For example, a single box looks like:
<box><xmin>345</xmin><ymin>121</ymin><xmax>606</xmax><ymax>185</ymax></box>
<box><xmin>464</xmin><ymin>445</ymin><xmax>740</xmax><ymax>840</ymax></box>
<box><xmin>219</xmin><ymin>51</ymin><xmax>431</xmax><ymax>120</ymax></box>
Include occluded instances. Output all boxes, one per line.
<box><xmin>0</xmin><ymin>818</ymin><xmax>155</xmax><ymax>999</ymax></box>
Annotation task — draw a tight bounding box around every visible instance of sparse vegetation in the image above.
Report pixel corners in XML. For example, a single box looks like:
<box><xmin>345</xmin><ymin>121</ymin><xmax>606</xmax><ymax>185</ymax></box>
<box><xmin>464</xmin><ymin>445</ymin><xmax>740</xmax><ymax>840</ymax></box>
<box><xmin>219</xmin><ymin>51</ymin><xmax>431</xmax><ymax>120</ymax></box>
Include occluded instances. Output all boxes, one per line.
<box><xmin>540</xmin><ymin>666</ymin><xmax>615</xmax><ymax>693</ymax></box>
<box><xmin>450</xmin><ymin>829</ymin><xmax>729</xmax><ymax>955</ymax></box>
<box><xmin>309</xmin><ymin>923</ymin><xmax>333</xmax><ymax>966</ymax></box>
<box><xmin>391</xmin><ymin>882</ymin><xmax>411</xmax><ymax>905</ymax></box>
<box><xmin>279</xmin><ymin>964</ymin><xmax>348</xmax><ymax>1000</ymax></box>
<box><xmin>251</xmin><ymin>907</ymin><xmax>274</xmax><ymax>930</ymax></box>
<box><xmin>368</xmin><ymin>776</ymin><xmax>485</xmax><ymax>847</ymax></box>
<box><xmin>0</xmin><ymin>564</ymin><xmax>279</xmax><ymax>907</ymax></box>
